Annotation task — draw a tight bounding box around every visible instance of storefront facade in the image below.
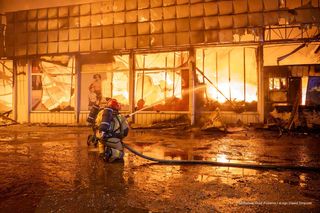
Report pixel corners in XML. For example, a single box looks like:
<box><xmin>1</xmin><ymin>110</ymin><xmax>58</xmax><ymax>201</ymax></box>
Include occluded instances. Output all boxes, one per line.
<box><xmin>0</xmin><ymin>0</ymin><xmax>319</xmax><ymax>125</ymax></box>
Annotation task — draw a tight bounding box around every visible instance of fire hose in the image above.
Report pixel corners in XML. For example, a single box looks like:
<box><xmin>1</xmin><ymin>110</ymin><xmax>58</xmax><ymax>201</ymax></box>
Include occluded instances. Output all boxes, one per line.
<box><xmin>87</xmin><ymin>103</ymin><xmax>320</xmax><ymax>172</ymax></box>
<box><xmin>123</xmin><ymin>143</ymin><xmax>320</xmax><ymax>172</ymax></box>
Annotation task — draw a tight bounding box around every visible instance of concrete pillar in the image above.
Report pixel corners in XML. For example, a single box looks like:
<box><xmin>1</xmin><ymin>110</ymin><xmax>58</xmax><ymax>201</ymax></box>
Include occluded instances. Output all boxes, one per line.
<box><xmin>16</xmin><ymin>59</ymin><xmax>29</xmax><ymax>123</ymax></box>
<box><xmin>75</xmin><ymin>55</ymin><xmax>80</xmax><ymax>123</ymax></box>
<box><xmin>189</xmin><ymin>48</ymin><xmax>196</xmax><ymax>125</ymax></box>
<box><xmin>257</xmin><ymin>44</ymin><xmax>265</xmax><ymax>123</ymax></box>
<box><xmin>128</xmin><ymin>51</ymin><xmax>135</xmax><ymax>122</ymax></box>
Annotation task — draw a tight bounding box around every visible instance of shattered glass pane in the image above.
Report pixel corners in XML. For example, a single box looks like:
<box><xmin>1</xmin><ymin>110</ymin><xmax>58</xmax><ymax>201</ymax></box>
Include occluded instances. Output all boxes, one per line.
<box><xmin>31</xmin><ymin>57</ymin><xmax>76</xmax><ymax>111</ymax></box>
<box><xmin>134</xmin><ymin>51</ymin><xmax>189</xmax><ymax>111</ymax></box>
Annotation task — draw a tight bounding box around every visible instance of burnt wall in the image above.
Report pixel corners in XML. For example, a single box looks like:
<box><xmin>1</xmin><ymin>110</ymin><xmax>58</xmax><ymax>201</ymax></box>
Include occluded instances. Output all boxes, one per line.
<box><xmin>3</xmin><ymin>0</ymin><xmax>320</xmax><ymax>57</ymax></box>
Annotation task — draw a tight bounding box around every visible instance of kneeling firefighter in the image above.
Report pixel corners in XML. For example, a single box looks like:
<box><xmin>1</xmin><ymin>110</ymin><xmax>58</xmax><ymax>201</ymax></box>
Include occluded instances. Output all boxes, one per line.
<box><xmin>88</xmin><ymin>98</ymin><xmax>129</xmax><ymax>162</ymax></box>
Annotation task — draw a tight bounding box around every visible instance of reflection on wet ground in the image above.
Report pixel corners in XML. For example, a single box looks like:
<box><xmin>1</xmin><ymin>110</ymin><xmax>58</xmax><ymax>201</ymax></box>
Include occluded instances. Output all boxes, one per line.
<box><xmin>0</xmin><ymin>126</ymin><xmax>319</xmax><ymax>212</ymax></box>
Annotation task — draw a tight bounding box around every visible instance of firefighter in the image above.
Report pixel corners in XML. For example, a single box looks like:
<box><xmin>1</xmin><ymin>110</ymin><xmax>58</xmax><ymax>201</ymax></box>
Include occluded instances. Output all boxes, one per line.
<box><xmin>96</xmin><ymin>98</ymin><xmax>129</xmax><ymax>162</ymax></box>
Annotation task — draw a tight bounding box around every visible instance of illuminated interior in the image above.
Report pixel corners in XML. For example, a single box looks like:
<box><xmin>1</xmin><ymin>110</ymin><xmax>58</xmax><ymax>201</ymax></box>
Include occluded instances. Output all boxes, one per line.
<box><xmin>31</xmin><ymin>56</ymin><xmax>76</xmax><ymax>111</ymax></box>
<box><xmin>135</xmin><ymin>51</ymin><xmax>189</xmax><ymax>111</ymax></box>
<box><xmin>0</xmin><ymin>60</ymin><xmax>13</xmax><ymax>112</ymax></box>
<box><xmin>80</xmin><ymin>55</ymin><xmax>129</xmax><ymax>111</ymax></box>
<box><xmin>195</xmin><ymin>46</ymin><xmax>258</xmax><ymax>111</ymax></box>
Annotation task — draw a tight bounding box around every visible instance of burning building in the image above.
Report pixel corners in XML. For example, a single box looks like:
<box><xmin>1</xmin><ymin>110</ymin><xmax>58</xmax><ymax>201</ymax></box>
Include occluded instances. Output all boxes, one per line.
<box><xmin>0</xmin><ymin>0</ymin><xmax>319</xmax><ymax>126</ymax></box>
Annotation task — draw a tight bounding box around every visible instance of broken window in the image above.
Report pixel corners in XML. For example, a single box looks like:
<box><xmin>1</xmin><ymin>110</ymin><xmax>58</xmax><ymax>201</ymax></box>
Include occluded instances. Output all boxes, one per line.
<box><xmin>0</xmin><ymin>60</ymin><xmax>13</xmax><ymax>113</ymax></box>
<box><xmin>135</xmin><ymin>51</ymin><xmax>189</xmax><ymax>111</ymax></box>
<box><xmin>195</xmin><ymin>46</ymin><xmax>258</xmax><ymax>111</ymax></box>
<box><xmin>31</xmin><ymin>56</ymin><xmax>76</xmax><ymax>111</ymax></box>
<box><xmin>80</xmin><ymin>54</ymin><xmax>129</xmax><ymax>111</ymax></box>
<box><xmin>269</xmin><ymin>77</ymin><xmax>287</xmax><ymax>90</ymax></box>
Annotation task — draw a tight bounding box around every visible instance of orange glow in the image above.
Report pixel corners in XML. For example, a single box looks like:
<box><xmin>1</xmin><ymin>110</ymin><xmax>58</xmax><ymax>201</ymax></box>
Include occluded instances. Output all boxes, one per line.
<box><xmin>197</xmin><ymin>47</ymin><xmax>258</xmax><ymax>103</ymax></box>
<box><xmin>301</xmin><ymin>77</ymin><xmax>308</xmax><ymax>105</ymax></box>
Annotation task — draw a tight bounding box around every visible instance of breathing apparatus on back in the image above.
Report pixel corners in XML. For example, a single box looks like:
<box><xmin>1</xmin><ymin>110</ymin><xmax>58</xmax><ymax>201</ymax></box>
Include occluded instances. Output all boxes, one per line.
<box><xmin>87</xmin><ymin>98</ymin><xmax>128</xmax><ymax>140</ymax></box>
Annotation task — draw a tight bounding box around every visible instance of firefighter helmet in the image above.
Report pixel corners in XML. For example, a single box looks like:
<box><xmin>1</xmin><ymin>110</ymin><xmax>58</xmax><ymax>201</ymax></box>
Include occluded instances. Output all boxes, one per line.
<box><xmin>106</xmin><ymin>98</ymin><xmax>121</xmax><ymax>111</ymax></box>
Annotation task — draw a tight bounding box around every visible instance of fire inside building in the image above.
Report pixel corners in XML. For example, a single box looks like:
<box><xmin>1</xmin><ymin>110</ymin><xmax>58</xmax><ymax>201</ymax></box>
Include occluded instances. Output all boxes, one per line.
<box><xmin>0</xmin><ymin>0</ymin><xmax>320</xmax><ymax>128</ymax></box>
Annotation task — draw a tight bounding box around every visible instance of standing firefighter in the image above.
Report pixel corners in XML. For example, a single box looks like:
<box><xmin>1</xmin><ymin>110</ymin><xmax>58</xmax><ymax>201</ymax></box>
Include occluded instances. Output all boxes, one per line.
<box><xmin>87</xmin><ymin>98</ymin><xmax>129</xmax><ymax>162</ymax></box>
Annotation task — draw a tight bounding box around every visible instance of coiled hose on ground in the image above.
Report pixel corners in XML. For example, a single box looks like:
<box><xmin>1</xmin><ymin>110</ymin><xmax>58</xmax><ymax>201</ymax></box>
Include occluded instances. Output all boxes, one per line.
<box><xmin>123</xmin><ymin>143</ymin><xmax>320</xmax><ymax>172</ymax></box>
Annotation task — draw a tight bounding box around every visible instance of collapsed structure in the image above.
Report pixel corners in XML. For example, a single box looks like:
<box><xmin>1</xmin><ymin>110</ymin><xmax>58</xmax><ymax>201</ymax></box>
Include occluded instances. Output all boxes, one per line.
<box><xmin>0</xmin><ymin>0</ymin><xmax>319</xmax><ymax>127</ymax></box>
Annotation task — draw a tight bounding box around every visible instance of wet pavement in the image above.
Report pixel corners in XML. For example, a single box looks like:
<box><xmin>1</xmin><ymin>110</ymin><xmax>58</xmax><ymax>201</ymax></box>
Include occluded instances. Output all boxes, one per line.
<box><xmin>0</xmin><ymin>125</ymin><xmax>319</xmax><ymax>212</ymax></box>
